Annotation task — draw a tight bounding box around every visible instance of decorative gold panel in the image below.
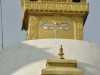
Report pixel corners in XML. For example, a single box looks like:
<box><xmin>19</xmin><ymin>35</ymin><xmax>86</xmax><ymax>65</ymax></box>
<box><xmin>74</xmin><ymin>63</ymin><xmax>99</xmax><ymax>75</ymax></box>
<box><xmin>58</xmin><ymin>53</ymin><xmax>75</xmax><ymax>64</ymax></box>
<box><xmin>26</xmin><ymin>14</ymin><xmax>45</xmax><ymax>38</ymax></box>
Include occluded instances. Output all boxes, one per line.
<box><xmin>69</xmin><ymin>17</ymin><xmax>83</xmax><ymax>40</ymax></box>
<box><xmin>38</xmin><ymin>16</ymin><xmax>74</xmax><ymax>39</ymax></box>
<box><xmin>39</xmin><ymin>0</ymin><xmax>72</xmax><ymax>2</ymax></box>
<box><xmin>26</xmin><ymin>15</ymin><xmax>84</xmax><ymax>40</ymax></box>
<box><xmin>23</xmin><ymin>2</ymin><xmax>89</xmax><ymax>12</ymax></box>
<box><xmin>21</xmin><ymin>0</ymin><xmax>87</xmax><ymax>7</ymax></box>
<box><xmin>78</xmin><ymin>22</ymin><xmax>83</xmax><ymax>40</ymax></box>
<box><xmin>27</xmin><ymin>16</ymin><xmax>42</xmax><ymax>39</ymax></box>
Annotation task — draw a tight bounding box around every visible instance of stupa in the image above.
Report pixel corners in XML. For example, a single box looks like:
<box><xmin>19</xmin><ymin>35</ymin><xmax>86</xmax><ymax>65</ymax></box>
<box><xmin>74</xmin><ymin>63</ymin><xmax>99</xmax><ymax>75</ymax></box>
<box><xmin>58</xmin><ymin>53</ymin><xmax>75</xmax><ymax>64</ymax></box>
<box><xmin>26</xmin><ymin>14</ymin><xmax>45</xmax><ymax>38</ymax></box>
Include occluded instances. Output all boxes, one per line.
<box><xmin>0</xmin><ymin>0</ymin><xmax>100</xmax><ymax>75</ymax></box>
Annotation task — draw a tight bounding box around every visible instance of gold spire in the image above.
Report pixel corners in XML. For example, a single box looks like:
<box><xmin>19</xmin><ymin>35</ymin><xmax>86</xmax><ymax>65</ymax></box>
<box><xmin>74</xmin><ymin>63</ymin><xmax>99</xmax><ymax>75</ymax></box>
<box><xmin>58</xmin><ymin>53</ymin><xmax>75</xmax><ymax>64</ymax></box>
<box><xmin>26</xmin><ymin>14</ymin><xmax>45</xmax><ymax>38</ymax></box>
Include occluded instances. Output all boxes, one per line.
<box><xmin>58</xmin><ymin>45</ymin><xmax>64</xmax><ymax>59</ymax></box>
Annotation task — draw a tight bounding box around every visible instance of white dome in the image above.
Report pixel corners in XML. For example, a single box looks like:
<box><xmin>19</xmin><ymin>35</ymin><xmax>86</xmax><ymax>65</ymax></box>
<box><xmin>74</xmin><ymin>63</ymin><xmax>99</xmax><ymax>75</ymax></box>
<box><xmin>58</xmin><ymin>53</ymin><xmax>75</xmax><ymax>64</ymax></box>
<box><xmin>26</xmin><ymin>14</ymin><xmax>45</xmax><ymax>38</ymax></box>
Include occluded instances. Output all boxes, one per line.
<box><xmin>0</xmin><ymin>39</ymin><xmax>100</xmax><ymax>75</ymax></box>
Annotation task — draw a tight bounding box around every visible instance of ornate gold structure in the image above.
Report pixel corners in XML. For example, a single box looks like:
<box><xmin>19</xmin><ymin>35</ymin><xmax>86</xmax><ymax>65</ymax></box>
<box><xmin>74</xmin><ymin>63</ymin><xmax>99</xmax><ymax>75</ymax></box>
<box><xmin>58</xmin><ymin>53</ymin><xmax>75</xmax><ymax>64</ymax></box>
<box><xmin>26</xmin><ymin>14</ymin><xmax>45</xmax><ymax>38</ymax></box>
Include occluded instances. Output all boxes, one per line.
<box><xmin>21</xmin><ymin>0</ymin><xmax>89</xmax><ymax>40</ymax></box>
<box><xmin>42</xmin><ymin>59</ymin><xmax>84</xmax><ymax>75</ymax></box>
<box><xmin>58</xmin><ymin>45</ymin><xmax>64</xmax><ymax>59</ymax></box>
<box><xmin>42</xmin><ymin>45</ymin><xmax>84</xmax><ymax>75</ymax></box>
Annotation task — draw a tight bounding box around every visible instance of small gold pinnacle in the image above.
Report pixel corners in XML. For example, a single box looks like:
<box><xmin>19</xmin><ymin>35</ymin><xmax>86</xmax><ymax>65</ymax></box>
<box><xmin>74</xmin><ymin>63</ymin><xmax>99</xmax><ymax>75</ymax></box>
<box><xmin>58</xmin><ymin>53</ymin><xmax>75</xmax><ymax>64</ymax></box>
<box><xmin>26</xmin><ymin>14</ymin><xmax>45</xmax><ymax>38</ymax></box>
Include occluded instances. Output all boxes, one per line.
<box><xmin>58</xmin><ymin>45</ymin><xmax>64</xmax><ymax>59</ymax></box>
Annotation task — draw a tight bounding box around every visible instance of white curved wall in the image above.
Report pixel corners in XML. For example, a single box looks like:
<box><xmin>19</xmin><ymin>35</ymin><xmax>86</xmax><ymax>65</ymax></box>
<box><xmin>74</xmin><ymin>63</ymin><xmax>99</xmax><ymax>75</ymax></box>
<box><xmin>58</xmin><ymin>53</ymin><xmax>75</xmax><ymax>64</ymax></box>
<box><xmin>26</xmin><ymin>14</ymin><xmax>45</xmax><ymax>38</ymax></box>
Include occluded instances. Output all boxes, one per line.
<box><xmin>0</xmin><ymin>39</ymin><xmax>100</xmax><ymax>75</ymax></box>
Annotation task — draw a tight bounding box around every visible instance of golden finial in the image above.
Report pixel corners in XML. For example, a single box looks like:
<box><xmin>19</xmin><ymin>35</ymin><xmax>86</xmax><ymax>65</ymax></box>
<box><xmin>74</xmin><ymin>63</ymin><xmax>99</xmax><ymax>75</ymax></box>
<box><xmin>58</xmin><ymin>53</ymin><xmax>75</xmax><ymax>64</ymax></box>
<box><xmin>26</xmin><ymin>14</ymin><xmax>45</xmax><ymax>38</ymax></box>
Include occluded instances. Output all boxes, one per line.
<box><xmin>58</xmin><ymin>45</ymin><xmax>64</xmax><ymax>59</ymax></box>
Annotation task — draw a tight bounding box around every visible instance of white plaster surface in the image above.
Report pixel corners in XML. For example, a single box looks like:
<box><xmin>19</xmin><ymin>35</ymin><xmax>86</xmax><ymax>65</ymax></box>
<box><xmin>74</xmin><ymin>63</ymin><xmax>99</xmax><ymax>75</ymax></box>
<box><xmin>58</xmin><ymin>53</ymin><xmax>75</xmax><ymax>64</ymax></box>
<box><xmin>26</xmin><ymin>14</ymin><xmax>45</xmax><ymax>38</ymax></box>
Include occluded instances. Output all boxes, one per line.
<box><xmin>0</xmin><ymin>39</ymin><xmax>100</xmax><ymax>75</ymax></box>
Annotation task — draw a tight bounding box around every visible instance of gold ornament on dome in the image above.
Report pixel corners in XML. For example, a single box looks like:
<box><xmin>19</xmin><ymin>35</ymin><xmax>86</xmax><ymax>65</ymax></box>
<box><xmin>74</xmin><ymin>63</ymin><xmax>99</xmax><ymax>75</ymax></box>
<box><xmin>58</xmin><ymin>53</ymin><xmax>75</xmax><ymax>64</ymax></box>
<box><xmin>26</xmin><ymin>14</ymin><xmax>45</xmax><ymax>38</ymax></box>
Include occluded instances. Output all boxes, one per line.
<box><xmin>58</xmin><ymin>45</ymin><xmax>64</xmax><ymax>59</ymax></box>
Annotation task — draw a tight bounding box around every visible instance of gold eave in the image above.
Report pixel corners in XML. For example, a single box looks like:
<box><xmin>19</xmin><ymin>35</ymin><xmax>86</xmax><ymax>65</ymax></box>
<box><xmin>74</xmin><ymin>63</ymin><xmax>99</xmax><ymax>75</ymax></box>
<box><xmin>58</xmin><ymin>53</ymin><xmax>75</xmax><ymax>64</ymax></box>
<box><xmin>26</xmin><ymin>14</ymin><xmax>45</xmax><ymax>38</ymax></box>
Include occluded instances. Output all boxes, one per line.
<box><xmin>21</xmin><ymin>2</ymin><xmax>89</xmax><ymax>31</ymax></box>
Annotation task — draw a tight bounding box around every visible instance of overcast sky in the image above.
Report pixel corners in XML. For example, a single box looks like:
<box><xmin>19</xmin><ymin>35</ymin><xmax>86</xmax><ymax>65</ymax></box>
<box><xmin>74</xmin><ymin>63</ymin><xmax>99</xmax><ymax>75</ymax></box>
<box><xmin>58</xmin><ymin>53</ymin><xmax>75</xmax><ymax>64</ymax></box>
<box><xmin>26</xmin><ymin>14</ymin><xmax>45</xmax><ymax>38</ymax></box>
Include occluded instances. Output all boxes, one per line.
<box><xmin>0</xmin><ymin>0</ymin><xmax>100</xmax><ymax>50</ymax></box>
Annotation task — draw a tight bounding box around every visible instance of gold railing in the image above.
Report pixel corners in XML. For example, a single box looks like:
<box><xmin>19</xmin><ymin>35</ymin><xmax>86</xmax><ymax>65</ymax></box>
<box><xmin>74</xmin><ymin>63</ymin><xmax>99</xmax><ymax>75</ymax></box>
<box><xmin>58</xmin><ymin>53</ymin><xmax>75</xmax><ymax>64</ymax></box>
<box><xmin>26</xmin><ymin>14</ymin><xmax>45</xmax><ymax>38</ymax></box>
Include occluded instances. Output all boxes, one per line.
<box><xmin>23</xmin><ymin>1</ymin><xmax>89</xmax><ymax>12</ymax></box>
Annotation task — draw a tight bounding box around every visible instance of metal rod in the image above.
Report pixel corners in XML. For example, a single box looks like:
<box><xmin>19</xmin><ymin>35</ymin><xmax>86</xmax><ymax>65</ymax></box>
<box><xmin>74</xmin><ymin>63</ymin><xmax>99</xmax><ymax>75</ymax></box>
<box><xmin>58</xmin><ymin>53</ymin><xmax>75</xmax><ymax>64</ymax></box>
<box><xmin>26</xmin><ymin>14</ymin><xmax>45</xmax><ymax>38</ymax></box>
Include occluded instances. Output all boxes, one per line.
<box><xmin>0</xmin><ymin>0</ymin><xmax>3</xmax><ymax>49</ymax></box>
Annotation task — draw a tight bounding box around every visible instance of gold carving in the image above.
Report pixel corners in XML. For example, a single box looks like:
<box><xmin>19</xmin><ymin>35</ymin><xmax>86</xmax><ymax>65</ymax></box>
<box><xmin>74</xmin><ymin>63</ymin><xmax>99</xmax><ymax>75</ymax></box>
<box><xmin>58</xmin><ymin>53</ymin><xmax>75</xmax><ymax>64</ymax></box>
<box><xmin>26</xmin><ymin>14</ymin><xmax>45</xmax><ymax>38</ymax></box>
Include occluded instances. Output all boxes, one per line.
<box><xmin>26</xmin><ymin>16</ymin><xmax>77</xmax><ymax>40</ymax></box>
<box><xmin>74</xmin><ymin>21</ymin><xmax>76</xmax><ymax>39</ymax></box>
<box><xmin>78</xmin><ymin>22</ymin><xmax>83</xmax><ymax>40</ymax></box>
<box><xmin>58</xmin><ymin>45</ymin><xmax>64</xmax><ymax>59</ymax></box>
<box><xmin>23</xmin><ymin>1</ymin><xmax>89</xmax><ymax>12</ymax></box>
<box><xmin>26</xmin><ymin>15</ymin><xmax>84</xmax><ymax>40</ymax></box>
<box><xmin>39</xmin><ymin>0</ymin><xmax>72</xmax><ymax>2</ymax></box>
<box><xmin>27</xmin><ymin>16</ymin><xmax>42</xmax><ymax>40</ymax></box>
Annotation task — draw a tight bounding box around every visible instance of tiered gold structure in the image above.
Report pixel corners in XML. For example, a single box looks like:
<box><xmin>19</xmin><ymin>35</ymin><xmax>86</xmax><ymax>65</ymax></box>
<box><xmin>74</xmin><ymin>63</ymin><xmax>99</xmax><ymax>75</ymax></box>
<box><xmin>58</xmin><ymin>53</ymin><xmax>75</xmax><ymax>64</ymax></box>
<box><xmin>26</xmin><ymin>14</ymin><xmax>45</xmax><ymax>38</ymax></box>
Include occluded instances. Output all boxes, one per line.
<box><xmin>21</xmin><ymin>0</ymin><xmax>89</xmax><ymax>40</ymax></box>
<box><xmin>42</xmin><ymin>45</ymin><xmax>84</xmax><ymax>75</ymax></box>
<box><xmin>42</xmin><ymin>59</ymin><xmax>83</xmax><ymax>75</ymax></box>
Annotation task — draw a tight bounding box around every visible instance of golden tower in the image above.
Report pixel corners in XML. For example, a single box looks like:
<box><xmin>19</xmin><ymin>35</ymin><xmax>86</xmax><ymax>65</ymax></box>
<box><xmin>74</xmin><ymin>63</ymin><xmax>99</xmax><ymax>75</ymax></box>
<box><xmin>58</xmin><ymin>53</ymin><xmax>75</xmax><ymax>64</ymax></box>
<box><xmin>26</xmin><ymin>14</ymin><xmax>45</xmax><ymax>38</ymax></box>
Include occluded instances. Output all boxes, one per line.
<box><xmin>21</xmin><ymin>0</ymin><xmax>89</xmax><ymax>40</ymax></box>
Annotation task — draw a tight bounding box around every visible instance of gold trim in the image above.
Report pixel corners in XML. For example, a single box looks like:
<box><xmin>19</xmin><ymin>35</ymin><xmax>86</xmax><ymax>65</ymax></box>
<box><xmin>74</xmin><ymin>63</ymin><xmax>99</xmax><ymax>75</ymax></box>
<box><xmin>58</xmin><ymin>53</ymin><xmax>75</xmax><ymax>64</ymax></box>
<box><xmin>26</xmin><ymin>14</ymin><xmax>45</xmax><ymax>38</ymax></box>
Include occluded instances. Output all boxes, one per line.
<box><xmin>78</xmin><ymin>22</ymin><xmax>83</xmax><ymax>40</ymax></box>
<box><xmin>74</xmin><ymin>21</ymin><xmax>76</xmax><ymax>39</ymax></box>
<box><xmin>23</xmin><ymin>2</ymin><xmax>89</xmax><ymax>12</ymax></box>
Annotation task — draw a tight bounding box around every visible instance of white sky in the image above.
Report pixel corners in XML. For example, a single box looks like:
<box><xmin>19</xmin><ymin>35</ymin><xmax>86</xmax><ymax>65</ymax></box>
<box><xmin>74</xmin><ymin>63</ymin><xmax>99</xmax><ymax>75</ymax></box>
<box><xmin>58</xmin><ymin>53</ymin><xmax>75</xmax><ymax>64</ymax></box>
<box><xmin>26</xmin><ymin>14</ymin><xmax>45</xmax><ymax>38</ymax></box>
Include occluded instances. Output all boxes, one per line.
<box><xmin>0</xmin><ymin>0</ymin><xmax>100</xmax><ymax>50</ymax></box>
